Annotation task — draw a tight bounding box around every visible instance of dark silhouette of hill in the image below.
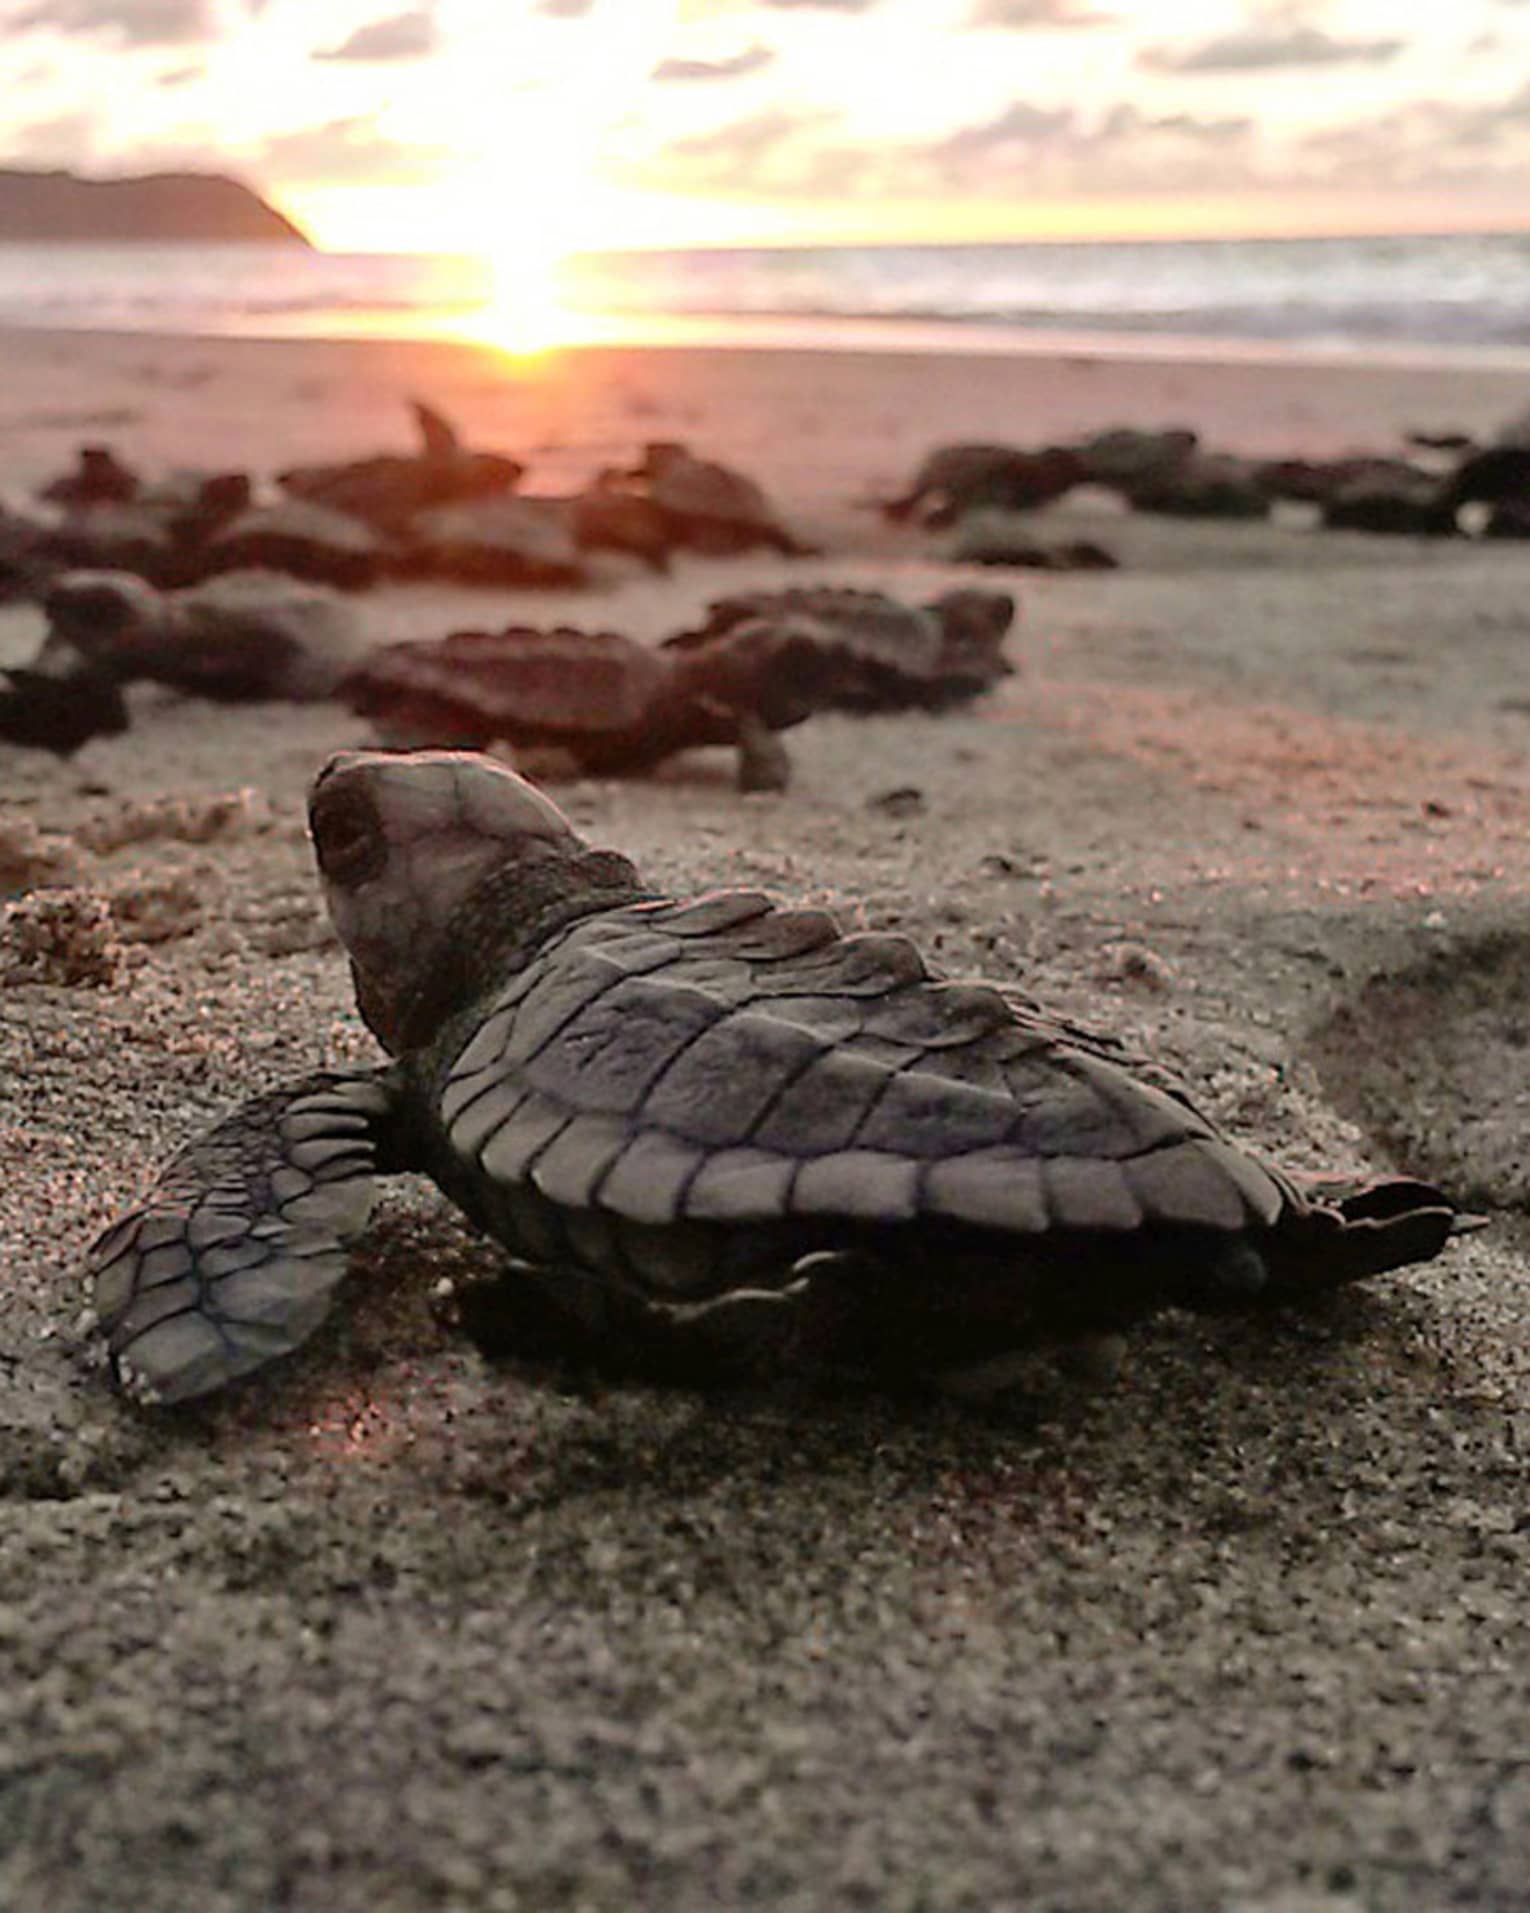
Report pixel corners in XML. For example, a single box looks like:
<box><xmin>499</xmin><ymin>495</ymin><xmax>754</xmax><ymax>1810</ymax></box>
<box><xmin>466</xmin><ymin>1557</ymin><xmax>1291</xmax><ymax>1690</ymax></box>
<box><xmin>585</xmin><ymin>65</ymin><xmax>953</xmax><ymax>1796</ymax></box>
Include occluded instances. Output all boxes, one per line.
<box><xmin>0</xmin><ymin>168</ymin><xmax>310</xmax><ymax>244</ymax></box>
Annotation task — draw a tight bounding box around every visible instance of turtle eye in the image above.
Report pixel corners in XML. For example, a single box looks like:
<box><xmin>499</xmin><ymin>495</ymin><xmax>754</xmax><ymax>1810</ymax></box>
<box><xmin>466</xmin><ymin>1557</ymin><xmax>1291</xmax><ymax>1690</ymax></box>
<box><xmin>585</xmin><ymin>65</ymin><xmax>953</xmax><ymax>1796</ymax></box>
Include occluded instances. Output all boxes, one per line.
<box><xmin>311</xmin><ymin>785</ymin><xmax>385</xmax><ymax>888</ymax></box>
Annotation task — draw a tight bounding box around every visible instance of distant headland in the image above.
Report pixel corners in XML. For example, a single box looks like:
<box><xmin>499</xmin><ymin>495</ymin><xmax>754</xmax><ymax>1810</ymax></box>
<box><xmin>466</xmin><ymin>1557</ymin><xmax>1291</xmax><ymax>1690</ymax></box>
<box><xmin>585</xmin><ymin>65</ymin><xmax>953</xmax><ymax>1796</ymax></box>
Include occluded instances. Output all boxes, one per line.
<box><xmin>0</xmin><ymin>168</ymin><xmax>310</xmax><ymax>245</ymax></box>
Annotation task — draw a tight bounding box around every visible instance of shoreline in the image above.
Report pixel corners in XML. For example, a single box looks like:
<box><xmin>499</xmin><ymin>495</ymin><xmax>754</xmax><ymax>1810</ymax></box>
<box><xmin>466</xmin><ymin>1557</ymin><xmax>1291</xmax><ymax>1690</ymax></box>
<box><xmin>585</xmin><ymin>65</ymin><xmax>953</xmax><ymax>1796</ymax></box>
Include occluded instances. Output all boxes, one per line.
<box><xmin>9</xmin><ymin>310</ymin><xmax>1530</xmax><ymax>378</ymax></box>
<box><xmin>4</xmin><ymin>220</ymin><xmax>1530</xmax><ymax>372</ymax></box>
<box><xmin>2</xmin><ymin>323</ymin><xmax>1527</xmax><ymax>513</ymax></box>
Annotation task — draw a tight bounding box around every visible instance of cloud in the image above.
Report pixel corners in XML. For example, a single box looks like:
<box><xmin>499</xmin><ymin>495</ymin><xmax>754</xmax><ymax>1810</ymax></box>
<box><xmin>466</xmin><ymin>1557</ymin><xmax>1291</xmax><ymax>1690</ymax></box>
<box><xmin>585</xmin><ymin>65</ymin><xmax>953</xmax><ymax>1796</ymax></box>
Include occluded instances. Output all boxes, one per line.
<box><xmin>314</xmin><ymin>7</ymin><xmax>437</xmax><ymax>61</ymax></box>
<box><xmin>651</xmin><ymin>106</ymin><xmax>842</xmax><ymax>188</ymax></box>
<box><xmin>156</xmin><ymin>60</ymin><xmax>203</xmax><ymax>85</ymax></box>
<box><xmin>668</xmin><ymin>106</ymin><xmax>824</xmax><ymax>160</ymax></box>
<box><xmin>968</xmin><ymin>0</ymin><xmax>1112</xmax><ymax>26</ymax></box>
<box><xmin>1140</xmin><ymin>25</ymin><xmax>1404</xmax><ymax>74</ymax></box>
<box><xmin>7</xmin><ymin>107</ymin><xmax>99</xmax><ymax>161</ymax></box>
<box><xmin>654</xmin><ymin>92</ymin><xmax>1261</xmax><ymax>202</ymax></box>
<box><xmin>923</xmin><ymin>100</ymin><xmax>1254</xmax><ymax>194</ymax></box>
<box><xmin>928</xmin><ymin>99</ymin><xmax>1075</xmax><ymax>157</ymax></box>
<box><xmin>534</xmin><ymin>0</ymin><xmax>593</xmax><ymax>14</ymax></box>
<box><xmin>1296</xmin><ymin>83</ymin><xmax>1530</xmax><ymax>185</ymax></box>
<box><xmin>642</xmin><ymin>91</ymin><xmax>1256</xmax><ymax>206</ymax></box>
<box><xmin>2</xmin><ymin>0</ymin><xmax>215</xmax><ymax>45</ymax></box>
<box><xmin>1101</xmin><ymin>104</ymin><xmax>1251</xmax><ymax>144</ymax></box>
<box><xmin>253</xmin><ymin>114</ymin><xmax>448</xmax><ymax>184</ymax></box>
<box><xmin>651</xmin><ymin>42</ymin><xmax>774</xmax><ymax>81</ymax></box>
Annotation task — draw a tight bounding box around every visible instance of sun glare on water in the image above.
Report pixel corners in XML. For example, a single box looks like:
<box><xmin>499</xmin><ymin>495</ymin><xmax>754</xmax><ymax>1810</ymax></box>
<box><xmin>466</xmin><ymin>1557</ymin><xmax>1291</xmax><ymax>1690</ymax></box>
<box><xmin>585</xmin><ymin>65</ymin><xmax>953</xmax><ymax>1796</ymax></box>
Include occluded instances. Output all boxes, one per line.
<box><xmin>455</xmin><ymin>113</ymin><xmax>593</xmax><ymax>357</ymax></box>
<box><xmin>450</xmin><ymin>0</ymin><xmax>678</xmax><ymax>357</ymax></box>
<box><xmin>475</xmin><ymin>231</ymin><xmax>585</xmax><ymax>358</ymax></box>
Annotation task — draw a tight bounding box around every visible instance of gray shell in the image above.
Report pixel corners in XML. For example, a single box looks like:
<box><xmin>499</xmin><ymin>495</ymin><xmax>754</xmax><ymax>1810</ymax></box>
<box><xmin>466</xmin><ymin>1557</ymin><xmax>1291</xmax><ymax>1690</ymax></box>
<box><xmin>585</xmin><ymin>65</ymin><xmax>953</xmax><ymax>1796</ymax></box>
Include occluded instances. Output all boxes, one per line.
<box><xmin>344</xmin><ymin>627</ymin><xmax>670</xmax><ymax>741</ymax></box>
<box><xmin>202</xmin><ymin>500</ymin><xmax>385</xmax><ymax>589</ymax></box>
<box><xmin>426</xmin><ymin>889</ymin><xmax>1286</xmax><ymax>1283</ymax></box>
<box><xmin>406</xmin><ymin>498</ymin><xmax>586</xmax><ymax>586</ymax></box>
<box><xmin>667</xmin><ymin>589</ymin><xmax>946</xmax><ymax>678</ymax></box>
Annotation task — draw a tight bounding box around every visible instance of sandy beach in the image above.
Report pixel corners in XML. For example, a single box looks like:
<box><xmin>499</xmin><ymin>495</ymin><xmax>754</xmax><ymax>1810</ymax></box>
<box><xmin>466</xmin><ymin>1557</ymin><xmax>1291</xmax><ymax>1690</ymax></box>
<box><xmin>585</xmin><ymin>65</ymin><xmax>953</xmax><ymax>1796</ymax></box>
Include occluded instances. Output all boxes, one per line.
<box><xmin>3</xmin><ymin>324</ymin><xmax>1529</xmax><ymax>1911</ymax></box>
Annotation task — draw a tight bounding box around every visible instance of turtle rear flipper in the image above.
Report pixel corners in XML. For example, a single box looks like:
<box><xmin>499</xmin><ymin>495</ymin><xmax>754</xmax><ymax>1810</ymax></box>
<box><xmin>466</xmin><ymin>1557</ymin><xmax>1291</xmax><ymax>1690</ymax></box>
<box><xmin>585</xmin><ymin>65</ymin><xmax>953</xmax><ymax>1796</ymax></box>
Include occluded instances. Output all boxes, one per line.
<box><xmin>1264</xmin><ymin>1176</ymin><xmax>1458</xmax><ymax>1299</ymax></box>
<box><xmin>86</xmin><ymin>1069</ymin><xmax>403</xmax><ymax>1404</ymax></box>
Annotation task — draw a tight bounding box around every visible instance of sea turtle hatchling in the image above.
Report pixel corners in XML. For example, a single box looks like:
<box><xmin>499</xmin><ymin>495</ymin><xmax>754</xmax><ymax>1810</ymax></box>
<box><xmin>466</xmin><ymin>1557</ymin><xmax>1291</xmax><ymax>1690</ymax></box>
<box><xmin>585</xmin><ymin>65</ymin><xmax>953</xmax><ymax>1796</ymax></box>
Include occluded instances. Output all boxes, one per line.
<box><xmin>84</xmin><ymin>750</ymin><xmax>1457</xmax><ymax>1407</ymax></box>
<box><xmin>624</xmin><ymin>442</ymin><xmax>813</xmax><ymax>557</ymax></box>
<box><xmin>665</xmin><ymin>586</ymin><xmax>1016</xmax><ymax>712</ymax></box>
<box><xmin>340</xmin><ymin>622</ymin><xmax>815</xmax><ymax>791</ymax></box>
<box><xmin>42</xmin><ymin>568</ymin><xmax>365</xmax><ymax>701</ymax></box>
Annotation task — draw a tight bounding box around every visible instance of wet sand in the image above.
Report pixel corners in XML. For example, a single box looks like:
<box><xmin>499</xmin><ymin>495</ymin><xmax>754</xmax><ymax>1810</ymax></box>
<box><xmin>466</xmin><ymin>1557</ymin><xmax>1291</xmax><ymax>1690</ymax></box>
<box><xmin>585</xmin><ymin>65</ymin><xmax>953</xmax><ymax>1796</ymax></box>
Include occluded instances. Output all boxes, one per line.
<box><xmin>2</xmin><ymin>326</ymin><xmax>1528</xmax><ymax>1911</ymax></box>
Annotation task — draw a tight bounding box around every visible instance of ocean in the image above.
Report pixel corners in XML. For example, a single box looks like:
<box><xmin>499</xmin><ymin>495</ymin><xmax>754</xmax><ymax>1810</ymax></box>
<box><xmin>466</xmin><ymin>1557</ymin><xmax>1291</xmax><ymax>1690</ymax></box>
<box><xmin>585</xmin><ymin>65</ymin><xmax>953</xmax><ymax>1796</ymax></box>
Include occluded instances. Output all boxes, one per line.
<box><xmin>0</xmin><ymin>230</ymin><xmax>1528</xmax><ymax>364</ymax></box>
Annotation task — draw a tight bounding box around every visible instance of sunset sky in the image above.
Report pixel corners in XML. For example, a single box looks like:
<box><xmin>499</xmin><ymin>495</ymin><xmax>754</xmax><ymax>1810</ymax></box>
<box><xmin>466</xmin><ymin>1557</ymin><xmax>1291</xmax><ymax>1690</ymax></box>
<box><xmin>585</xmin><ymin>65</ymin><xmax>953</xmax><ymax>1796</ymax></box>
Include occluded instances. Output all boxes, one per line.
<box><xmin>1</xmin><ymin>0</ymin><xmax>1528</xmax><ymax>253</ymax></box>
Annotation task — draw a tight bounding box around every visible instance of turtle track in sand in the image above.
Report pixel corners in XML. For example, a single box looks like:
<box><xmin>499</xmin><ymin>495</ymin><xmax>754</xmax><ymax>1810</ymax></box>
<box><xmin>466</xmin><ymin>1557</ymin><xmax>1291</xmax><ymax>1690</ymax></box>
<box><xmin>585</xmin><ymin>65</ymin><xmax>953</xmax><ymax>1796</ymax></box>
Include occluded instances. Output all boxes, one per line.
<box><xmin>1305</xmin><ymin>928</ymin><xmax>1530</xmax><ymax>1214</ymax></box>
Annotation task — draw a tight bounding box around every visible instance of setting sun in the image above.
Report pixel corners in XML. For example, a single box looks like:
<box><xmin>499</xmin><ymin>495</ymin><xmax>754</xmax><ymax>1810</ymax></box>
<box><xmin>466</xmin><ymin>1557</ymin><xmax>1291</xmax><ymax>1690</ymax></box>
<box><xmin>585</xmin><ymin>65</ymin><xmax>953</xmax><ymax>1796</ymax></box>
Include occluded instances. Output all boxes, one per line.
<box><xmin>429</xmin><ymin>0</ymin><xmax>680</xmax><ymax>352</ymax></box>
<box><xmin>473</xmin><ymin>247</ymin><xmax>578</xmax><ymax>356</ymax></box>
<box><xmin>456</xmin><ymin>99</ymin><xmax>589</xmax><ymax>354</ymax></box>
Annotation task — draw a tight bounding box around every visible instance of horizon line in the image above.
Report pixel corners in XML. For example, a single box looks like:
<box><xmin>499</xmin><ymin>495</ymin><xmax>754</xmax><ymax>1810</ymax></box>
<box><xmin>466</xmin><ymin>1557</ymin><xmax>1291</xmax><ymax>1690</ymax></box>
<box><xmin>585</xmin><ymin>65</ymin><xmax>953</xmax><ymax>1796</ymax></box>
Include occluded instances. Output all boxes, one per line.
<box><xmin>305</xmin><ymin>221</ymin><xmax>1530</xmax><ymax>259</ymax></box>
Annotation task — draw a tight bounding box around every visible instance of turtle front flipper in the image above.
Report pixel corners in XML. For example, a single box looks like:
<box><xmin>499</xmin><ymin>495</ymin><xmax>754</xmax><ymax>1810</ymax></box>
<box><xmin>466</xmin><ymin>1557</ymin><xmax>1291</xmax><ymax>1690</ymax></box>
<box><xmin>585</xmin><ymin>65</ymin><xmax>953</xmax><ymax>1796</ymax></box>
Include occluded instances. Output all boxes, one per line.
<box><xmin>734</xmin><ymin>713</ymin><xmax>792</xmax><ymax>792</ymax></box>
<box><xmin>86</xmin><ymin>1068</ymin><xmax>405</xmax><ymax>1404</ymax></box>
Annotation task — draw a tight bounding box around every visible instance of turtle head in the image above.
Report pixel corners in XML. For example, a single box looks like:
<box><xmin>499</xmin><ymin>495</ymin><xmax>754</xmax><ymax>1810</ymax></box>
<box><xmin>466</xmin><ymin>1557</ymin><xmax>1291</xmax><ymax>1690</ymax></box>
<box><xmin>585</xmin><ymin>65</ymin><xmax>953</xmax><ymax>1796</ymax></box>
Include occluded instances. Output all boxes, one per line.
<box><xmin>929</xmin><ymin>589</ymin><xmax>1016</xmax><ymax>682</ymax></box>
<box><xmin>309</xmin><ymin>749</ymin><xmax>584</xmax><ymax>1052</ymax></box>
